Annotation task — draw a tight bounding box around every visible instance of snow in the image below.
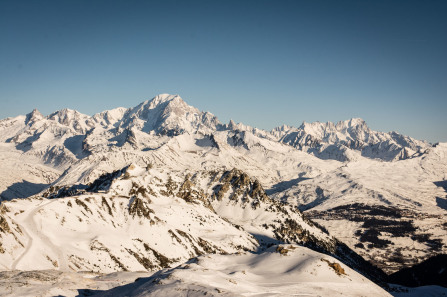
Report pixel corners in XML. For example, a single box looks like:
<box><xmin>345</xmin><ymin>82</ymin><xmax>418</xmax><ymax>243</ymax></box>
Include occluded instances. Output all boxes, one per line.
<box><xmin>96</xmin><ymin>245</ymin><xmax>391</xmax><ymax>297</ymax></box>
<box><xmin>0</xmin><ymin>168</ymin><xmax>260</xmax><ymax>272</ymax></box>
<box><xmin>0</xmin><ymin>93</ymin><xmax>445</xmax><ymax>296</ymax></box>
<box><xmin>0</xmin><ymin>270</ymin><xmax>152</xmax><ymax>297</ymax></box>
<box><xmin>0</xmin><ymin>143</ymin><xmax>61</xmax><ymax>201</ymax></box>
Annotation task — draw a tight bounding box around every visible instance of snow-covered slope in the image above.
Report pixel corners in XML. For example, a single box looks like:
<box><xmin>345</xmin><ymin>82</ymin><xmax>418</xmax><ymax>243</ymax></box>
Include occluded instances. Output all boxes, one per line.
<box><xmin>96</xmin><ymin>244</ymin><xmax>391</xmax><ymax>297</ymax></box>
<box><xmin>272</xmin><ymin>143</ymin><xmax>447</xmax><ymax>273</ymax></box>
<box><xmin>0</xmin><ymin>165</ymin><xmax>258</xmax><ymax>273</ymax></box>
<box><xmin>0</xmin><ymin>143</ymin><xmax>61</xmax><ymax>202</ymax></box>
<box><xmin>0</xmin><ymin>164</ymin><xmax>387</xmax><ymax>284</ymax></box>
<box><xmin>0</xmin><ymin>270</ymin><xmax>152</xmax><ymax>297</ymax></box>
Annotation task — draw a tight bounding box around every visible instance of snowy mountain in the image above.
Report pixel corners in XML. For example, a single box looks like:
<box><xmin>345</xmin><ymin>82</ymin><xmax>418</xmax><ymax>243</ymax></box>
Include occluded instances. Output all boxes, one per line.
<box><xmin>0</xmin><ymin>93</ymin><xmax>446</xmax><ymax>296</ymax></box>
<box><xmin>274</xmin><ymin>118</ymin><xmax>429</xmax><ymax>161</ymax></box>
<box><xmin>0</xmin><ymin>165</ymin><xmax>257</xmax><ymax>273</ymax></box>
<box><xmin>118</xmin><ymin>94</ymin><xmax>220</xmax><ymax>135</ymax></box>
<box><xmin>0</xmin><ymin>94</ymin><xmax>429</xmax><ymax>170</ymax></box>
<box><xmin>0</xmin><ymin>164</ymin><xmax>385</xmax><ymax>283</ymax></box>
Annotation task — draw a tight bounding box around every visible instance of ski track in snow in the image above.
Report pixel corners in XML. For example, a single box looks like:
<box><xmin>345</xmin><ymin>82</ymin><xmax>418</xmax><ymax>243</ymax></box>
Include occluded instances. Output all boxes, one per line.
<box><xmin>10</xmin><ymin>219</ymin><xmax>32</xmax><ymax>270</ymax></box>
<box><xmin>12</xmin><ymin>200</ymin><xmax>68</xmax><ymax>270</ymax></box>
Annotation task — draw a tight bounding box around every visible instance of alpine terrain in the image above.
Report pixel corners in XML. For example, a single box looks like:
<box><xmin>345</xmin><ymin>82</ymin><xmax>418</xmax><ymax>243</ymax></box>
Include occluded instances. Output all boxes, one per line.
<box><xmin>0</xmin><ymin>94</ymin><xmax>446</xmax><ymax>296</ymax></box>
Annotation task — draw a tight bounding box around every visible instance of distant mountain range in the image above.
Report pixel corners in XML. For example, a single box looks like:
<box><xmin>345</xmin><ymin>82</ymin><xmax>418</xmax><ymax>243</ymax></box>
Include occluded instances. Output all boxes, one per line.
<box><xmin>1</xmin><ymin>94</ymin><xmax>430</xmax><ymax>166</ymax></box>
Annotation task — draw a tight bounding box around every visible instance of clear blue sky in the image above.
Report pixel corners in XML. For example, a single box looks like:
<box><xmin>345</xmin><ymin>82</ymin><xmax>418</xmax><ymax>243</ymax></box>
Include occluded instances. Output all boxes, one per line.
<box><xmin>1</xmin><ymin>0</ymin><xmax>446</xmax><ymax>142</ymax></box>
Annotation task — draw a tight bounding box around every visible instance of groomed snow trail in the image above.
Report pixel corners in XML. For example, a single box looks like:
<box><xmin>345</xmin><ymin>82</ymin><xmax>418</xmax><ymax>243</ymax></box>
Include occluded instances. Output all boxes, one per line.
<box><xmin>11</xmin><ymin>200</ymin><xmax>69</xmax><ymax>271</ymax></box>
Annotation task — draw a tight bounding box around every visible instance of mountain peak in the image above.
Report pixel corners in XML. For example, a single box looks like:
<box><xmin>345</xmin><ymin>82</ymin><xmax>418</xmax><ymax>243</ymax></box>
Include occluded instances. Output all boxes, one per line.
<box><xmin>297</xmin><ymin>118</ymin><xmax>368</xmax><ymax>134</ymax></box>
<box><xmin>48</xmin><ymin>108</ymin><xmax>85</xmax><ymax>123</ymax></box>
<box><xmin>25</xmin><ymin>108</ymin><xmax>43</xmax><ymax>124</ymax></box>
<box><xmin>49</xmin><ymin>108</ymin><xmax>83</xmax><ymax>118</ymax></box>
<box><xmin>148</xmin><ymin>94</ymin><xmax>183</xmax><ymax>107</ymax></box>
<box><xmin>118</xmin><ymin>94</ymin><xmax>219</xmax><ymax>135</ymax></box>
<box><xmin>131</xmin><ymin>94</ymin><xmax>189</xmax><ymax>120</ymax></box>
<box><xmin>228</xmin><ymin>119</ymin><xmax>237</xmax><ymax>129</ymax></box>
<box><xmin>297</xmin><ymin>121</ymin><xmax>334</xmax><ymax>136</ymax></box>
<box><xmin>226</xmin><ymin>119</ymin><xmax>256</xmax><ymax>132</ymax></box>
<box><xmin>273</xmin><ymin>124</ymin><xmax>293</xmax><ymax>132</ymax></box>
<box><xmin>130</xmin><ymin>94</ymin><xmax>190</xmax><ymax>120</ymax></box>
<box><xmin>334</xmin><ymin>118</ymin><xmax>370</xmax><ymax>134</ymax></box>
<box><xmin>337</xmin><ymin>118</ymin><xmax>367</xmax><ymax>128</ymax></box>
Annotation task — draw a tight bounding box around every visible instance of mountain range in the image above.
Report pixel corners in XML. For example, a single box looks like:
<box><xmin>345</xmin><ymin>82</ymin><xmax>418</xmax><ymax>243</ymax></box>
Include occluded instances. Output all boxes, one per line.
<box><xmin>0</xmin><ymin>94</ymin><xmax>446</xmax><ymax>296</ymax></box>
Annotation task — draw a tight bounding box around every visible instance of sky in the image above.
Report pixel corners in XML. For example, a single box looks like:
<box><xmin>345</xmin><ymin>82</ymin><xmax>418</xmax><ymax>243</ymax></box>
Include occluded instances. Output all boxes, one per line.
<box><xmin>0</xmin><ymin>0</ymin><xmax>446</xmax><ymax>143</ymax></box>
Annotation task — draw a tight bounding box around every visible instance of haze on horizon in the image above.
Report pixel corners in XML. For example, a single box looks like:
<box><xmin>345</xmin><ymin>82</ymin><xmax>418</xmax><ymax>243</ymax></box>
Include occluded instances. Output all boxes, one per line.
<box><xmin>0</xmin><ymin>0</ymin><xmax>446</xmax><ymax>143</ymax></box>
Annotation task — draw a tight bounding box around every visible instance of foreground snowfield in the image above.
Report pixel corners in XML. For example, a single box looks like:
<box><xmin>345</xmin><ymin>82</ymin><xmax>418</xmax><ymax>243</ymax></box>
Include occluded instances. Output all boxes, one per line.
<box><xmin>96</xmin><ymin>245</ymin><xmax>390</xmax><ymax>297</ymax></box>
<box><xmin>1</xmin><ymin>268</ymin><xmax>444</xmax><ymax>297</ymax></box>
<box><xmin>1</xmin><ymin>268</ymin><xmax>445</xmax><ymax>297</ymax></box>
<box><xmin>0</xmin><ymin>245</ymin><xmax>392</xmax><ymax>297</ymax></box>
<box><xmin>0</xmin><ymin>270</ymin><xmax>151</xmax><ymax>297</ymax></box>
